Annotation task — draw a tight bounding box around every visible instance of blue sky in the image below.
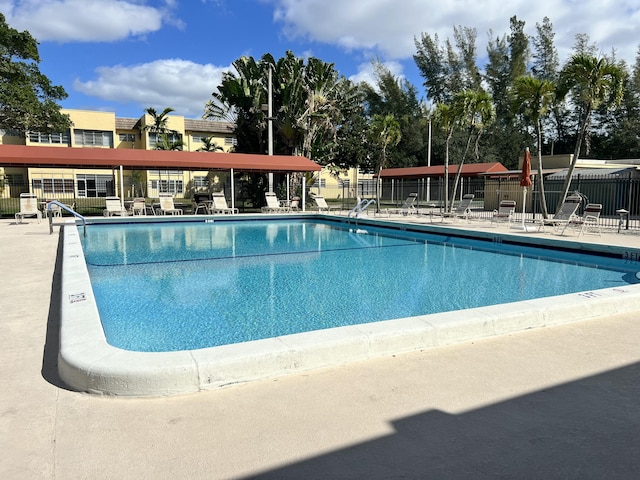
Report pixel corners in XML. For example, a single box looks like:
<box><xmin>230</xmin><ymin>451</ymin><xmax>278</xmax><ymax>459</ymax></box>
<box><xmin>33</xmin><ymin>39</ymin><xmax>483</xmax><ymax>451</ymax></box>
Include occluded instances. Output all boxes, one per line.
<box><xmin>2</xmin><ymin>0</ymin><xmax>639</xmax><ymax>119</ymax></box>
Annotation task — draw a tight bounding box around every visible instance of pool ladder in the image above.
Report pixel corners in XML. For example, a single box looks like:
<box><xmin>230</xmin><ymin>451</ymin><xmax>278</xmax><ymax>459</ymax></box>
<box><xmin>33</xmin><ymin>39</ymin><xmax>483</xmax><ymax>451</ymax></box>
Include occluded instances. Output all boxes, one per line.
<box><xmin>348</xmin><ymin>198</ymin><xmax>376</xmax><ymax>218</ymax></box>
<box><xmin>47</xmin><ymin>200</ymin><xmax>87</xmax><ymax>237</ymax></box>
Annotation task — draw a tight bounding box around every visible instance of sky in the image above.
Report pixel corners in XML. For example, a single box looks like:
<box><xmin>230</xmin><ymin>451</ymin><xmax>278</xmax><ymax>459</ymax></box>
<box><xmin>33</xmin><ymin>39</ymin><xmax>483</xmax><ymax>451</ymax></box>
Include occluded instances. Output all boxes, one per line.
<box><xmin>2</xmin><ymin>0</ymin><xmax>639</xmax><ymax>120</ymax></box>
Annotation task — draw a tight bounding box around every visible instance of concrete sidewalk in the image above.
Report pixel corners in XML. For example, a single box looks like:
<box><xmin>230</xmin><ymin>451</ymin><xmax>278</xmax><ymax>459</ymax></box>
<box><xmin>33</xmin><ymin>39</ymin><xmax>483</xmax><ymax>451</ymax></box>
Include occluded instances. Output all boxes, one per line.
<box><xmin>1</xmin><ymin>217</ymin><xmax>639</xmax><ymax>479</ymax></box>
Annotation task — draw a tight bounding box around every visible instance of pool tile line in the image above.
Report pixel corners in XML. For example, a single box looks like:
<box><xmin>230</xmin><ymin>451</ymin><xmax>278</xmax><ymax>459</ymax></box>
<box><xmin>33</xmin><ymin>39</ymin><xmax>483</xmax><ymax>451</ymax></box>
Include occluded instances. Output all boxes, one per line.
<box><xmin>58</xmin><ymin>221</ymin><xmax>640</xmax><ymax>397</ymax></box>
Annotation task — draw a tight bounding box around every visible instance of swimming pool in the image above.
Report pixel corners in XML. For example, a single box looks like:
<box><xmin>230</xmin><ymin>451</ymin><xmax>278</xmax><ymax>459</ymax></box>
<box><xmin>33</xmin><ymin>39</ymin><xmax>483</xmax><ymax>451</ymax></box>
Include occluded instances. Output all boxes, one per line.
<box><xmin>81</xmin><ymin>219</ymin><xmax>637</xmax><ymax>352</ymax></box>
<box><xmin>58</xmin><ymin>215</ymin><xmax>640</xmax><ymax>396</ymax></box>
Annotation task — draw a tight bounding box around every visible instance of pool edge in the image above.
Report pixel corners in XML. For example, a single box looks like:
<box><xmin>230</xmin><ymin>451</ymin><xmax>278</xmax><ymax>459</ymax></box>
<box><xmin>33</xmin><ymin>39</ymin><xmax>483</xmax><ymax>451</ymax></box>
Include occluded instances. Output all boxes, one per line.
<box><xmin>58</xmin><ymin>220</ymin><xmax>640</xmax><ymax>397</ymax></box>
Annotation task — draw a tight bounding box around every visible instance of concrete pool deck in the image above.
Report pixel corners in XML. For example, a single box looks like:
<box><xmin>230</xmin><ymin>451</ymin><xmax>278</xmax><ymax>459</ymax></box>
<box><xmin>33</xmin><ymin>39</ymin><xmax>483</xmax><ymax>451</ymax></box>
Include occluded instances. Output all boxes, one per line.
<box><xmin>1</xmin><ymin>215</ymin><xmax>640</xmax><ymax>478</ymax></box>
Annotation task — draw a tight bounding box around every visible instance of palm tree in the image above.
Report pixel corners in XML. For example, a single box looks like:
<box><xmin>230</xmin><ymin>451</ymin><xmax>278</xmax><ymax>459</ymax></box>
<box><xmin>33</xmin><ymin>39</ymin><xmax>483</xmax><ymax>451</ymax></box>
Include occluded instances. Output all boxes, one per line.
<box><xmin>197</xmin><ymin>136</ymin><xmax>224</xmax><ymax>152</ymax></box>
<box><xmin>433</xmin><ymin>102</ymin><xmax>460</xmax><ymax>212</ymax></box>
<box><xmin>369</xmin><ymin>114</ymin><xmax>401</xmax><ymax>211</ymax></box>
<box><xmin>555</xmin><ymin>54</ymin><xmax>624</xmax><ymax>208</ymax></box>
<box><xmin>141</xmin><ymin>106</ymin><xmax>179</xmax><ymax>150</ymax></box>
<box><xmin>449</xmin><ymin>89</ymin><xmax>494</xmax><ymax>207</ymax></box>
<box><xmin>512</xmin><ymin>75</ymin><xmax>556</xmax><ymax>218</ymax></box>
<box><xmin>154</xmin><ymin>133</ymin><xmax>184</xmax><ymax>151</ymax></box>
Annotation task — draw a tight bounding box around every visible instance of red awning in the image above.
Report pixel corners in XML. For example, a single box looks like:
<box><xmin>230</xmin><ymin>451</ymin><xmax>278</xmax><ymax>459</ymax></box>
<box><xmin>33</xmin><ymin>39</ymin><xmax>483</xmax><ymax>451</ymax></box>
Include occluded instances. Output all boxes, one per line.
<box><xmin>0</xmin><ymin>144</ymin><xmax>321</xmax><ymax>172</ymax></box>
<box><xmin>381</xmin><ymin>162</ymin><xmax>508</xmax><ymax>178</ymax></box>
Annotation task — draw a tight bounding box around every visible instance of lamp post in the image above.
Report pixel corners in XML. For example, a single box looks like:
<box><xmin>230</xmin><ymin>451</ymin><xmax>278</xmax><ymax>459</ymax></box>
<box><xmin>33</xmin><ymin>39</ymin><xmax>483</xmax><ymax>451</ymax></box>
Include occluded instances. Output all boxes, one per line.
<box><xmin>268</xmin><ymin>65</ymin><xmax>274</xmax><ymax>192</ymax></box>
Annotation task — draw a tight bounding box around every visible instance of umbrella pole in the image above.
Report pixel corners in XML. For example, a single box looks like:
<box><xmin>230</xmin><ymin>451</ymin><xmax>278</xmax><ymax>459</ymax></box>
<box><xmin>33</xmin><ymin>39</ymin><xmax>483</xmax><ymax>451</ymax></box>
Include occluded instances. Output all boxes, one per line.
<box><xmin>522</xmin><ymin>187</ymin><xmax>526</xmax><ymax>229</ymax></box>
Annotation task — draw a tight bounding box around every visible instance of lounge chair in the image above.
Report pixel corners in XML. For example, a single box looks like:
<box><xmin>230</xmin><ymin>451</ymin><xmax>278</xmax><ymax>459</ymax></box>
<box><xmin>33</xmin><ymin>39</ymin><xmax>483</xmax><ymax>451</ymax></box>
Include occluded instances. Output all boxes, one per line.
<box><xmin>15</xmin><ymin>193</ymin><xmax>42</xmax><ymax>224</ymax></box>
<box><xmin>129</xmin><ymin>197</ymin><xmax>147</xmax><ymax>216</ymax></box>
<box><xmin>313</xmin><ymin>195</ymin><xmax>338</xmax><ymax>213</ymax></box>
<box><xmin>103</xmin><ymin>196</ymin><xmax>128</xmax><ymax>216</ymax></box>
<box><xmin>431</xmin><ymin>194</ymin><xmax>474</xmax><ymax>222</ymax></box>
<box><xmin>571</xmin><ymin>203</ymin><xmax>602</xmax><ymax>236</ymax></box>
<box><xmin>261</xmin><ymin>192</ymin><xmax>289</xmax><ymax>213</ymax></box>
<box><xmin>491</xmin><ymin>200</ymin><xmax>516</xmax><ymax>226</ymax></box>
<box><xmin>157</xmin><ymin>193</ymin><xmax>183</xmax><ymax>215</ymax></box>
<box><xmin>540</xmin><ymin>195</ymin><xmax>582</xmax><ymax>235</ymax></box>
<box><xmin>388</xmin><ymin>193</ymin><xmax>418</xmax><ymax>216</ymax></box>
<box><xmin>210</xmin><ymin>192</ymin><xmax>238</xmax><ymax>214</ymax></box>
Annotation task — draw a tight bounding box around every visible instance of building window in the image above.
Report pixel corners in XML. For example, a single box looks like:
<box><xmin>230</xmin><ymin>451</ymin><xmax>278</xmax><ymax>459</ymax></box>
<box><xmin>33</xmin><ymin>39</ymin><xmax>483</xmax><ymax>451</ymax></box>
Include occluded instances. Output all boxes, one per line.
<box><xmin>32</xmin><ymin>178</ymin><xmax>75</xmax><ymax>194</ymax></box>
<box><xmin>29</xmin><ymin>131</ymin><xmax>70</xmax><ymax>145</ymax></box>
<box><xmin>5</xmin><ymin>174</ymin><xmax>24</xmax><ymax>187</ymax></box>
<box><xmin>76</xmin><ymin>174</ymin><xmax>113</xmax><ymax>197</ymax></box>
<box><xmin>150</xmin><ymin>179</ymin><xmax>184</xmax><ymax>194</ymax></box>
<box><xmin>74</xmin><ymin>129</ymin><xmax>113</xmax><ymax>147</ymax></box>
<box><xmin>149</xmin><ymin>132</ymin><xmax>182</xmax><ymax>149</ymax></box>
<box><xmin>118</xmin><ymin>133</ymin><xmax>136</xmax><ymax>142</ymax></box>
<box><xmin>193</xmin><ymin>176</ymin><xmax>208</xmax><ymax>188</ymax></box>
<box><xmin>224</xmin><ymin>137</ymin><xmax>237</xmax><ymax>146</ymax></box>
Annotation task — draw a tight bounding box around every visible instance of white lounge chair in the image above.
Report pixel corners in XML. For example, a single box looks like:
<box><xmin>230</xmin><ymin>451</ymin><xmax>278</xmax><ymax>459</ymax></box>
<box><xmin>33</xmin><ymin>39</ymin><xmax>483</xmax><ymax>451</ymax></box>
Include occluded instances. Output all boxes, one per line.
<box><xmin>431</xmin><ymin>194</ymin><xmax>474</xmax><ymax>222</ymax></box>
<box><xmin>210</xmin><ymin>192</ymin><xmax>238</xmax><ymax>214</ymax></box>
<box><xmin>313</xmin><ymin>195</ymin><xmax>338</xmax><ymax>213</ymax></box>
<box><xmin>571</xmin><ymin>203</ymin><xmax>602</xmax><ymax>236</ymax></box>
<box><xmin>157</xmin><ymin>193</ymin><xmax>183</xmax><ymax>215</ymax></box>
<box><xmin>103</xmin><ymin>196</ymin><xmax>128</xmax><ymax>216</ymax></box>
<box><xmin>388</xmin><ymin>193</ymin><xmax>418</xmax><ymax>216</ymax></box>
<box><xmin>261</xmin><ymin>192</ymin><xmax>289</xmax><ymax>213</ymax></box>
<box><xmin>541</xmin><ymin>195</ymin><xmax>582</xmax><ymax>235</ymax></box>
<box><xmin>15</xmin><ymin>193</ymin><xmax>42</xmax><ymax>224</ymax></box>
<box><xmin>491</xmin><ymin>199</ymin><xmax>516</xmax><ymax>226</ymax></box>
<box><xmin>129</xmin><ymin>197</ymin><xmax>147</xmax><ymax>216</ymax></box>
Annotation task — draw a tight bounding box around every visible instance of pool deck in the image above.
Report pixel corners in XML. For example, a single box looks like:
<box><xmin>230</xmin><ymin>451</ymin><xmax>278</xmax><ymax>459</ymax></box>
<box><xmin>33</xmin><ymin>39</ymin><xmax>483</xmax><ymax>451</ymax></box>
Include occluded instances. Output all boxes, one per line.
<box><xmin>2</xmin><ymin>215</ymin><xmax>640</xmax><ymax>479</ymax></box>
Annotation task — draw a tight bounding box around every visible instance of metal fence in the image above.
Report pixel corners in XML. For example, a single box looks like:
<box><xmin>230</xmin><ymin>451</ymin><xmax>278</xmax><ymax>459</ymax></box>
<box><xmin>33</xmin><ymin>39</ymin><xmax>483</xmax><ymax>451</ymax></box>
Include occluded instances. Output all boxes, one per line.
<box><xmin>2</xmin><ymin>172</ymin><xmax>639</xmax><ymax>232</ymax></box>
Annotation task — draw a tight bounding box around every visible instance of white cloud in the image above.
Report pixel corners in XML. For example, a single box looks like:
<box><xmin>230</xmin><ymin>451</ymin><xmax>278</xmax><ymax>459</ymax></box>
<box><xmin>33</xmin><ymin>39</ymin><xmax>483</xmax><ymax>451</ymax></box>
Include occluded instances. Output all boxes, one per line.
<box><xmin>73</xmin><ymin>59</ymin><xmax>231</xmax><ymax>117</ymax></box>
<box><xmin>349</xmin><ymin>60</ymin><xmax>405</xmax><ymax>87</ymax></box>
<box><xmin>3</xmin><ymin>0</ymin><xmax>166</xmax><ymax>42</ymax></box>
<box><xmin>270</xmin><ymin>0</ymin><xmax>640</xmax><ymax>66</ymax></box>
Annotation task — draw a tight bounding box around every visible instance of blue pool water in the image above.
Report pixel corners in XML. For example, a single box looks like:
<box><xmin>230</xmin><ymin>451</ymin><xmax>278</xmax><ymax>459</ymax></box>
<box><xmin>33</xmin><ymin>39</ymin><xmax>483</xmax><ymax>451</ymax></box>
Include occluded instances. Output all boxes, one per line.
<box><xmin>81</xmin><ymin>219</ymin><xmax>638</xmax><ymax>352</ymax></box>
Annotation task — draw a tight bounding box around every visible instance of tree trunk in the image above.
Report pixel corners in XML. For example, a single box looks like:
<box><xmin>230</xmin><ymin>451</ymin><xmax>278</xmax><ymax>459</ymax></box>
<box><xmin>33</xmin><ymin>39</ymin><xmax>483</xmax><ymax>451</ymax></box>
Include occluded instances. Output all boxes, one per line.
<box><xmin>556</xmin><ymin>105</ymin><xmax>591</xmax><ymax>213</ymax></box>
<box><xmin>536</xmin><ymin>120</ymin><xmax>549</xmax><ymax>218</ymax></box>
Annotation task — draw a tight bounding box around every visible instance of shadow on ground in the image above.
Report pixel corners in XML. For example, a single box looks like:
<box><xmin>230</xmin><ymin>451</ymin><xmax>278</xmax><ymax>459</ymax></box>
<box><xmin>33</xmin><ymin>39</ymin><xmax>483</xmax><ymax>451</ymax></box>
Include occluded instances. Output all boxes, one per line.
<box><xmin>41</xmin><ymin>228</ymin><xmax>73</xmax><ymax>391</ymax></box>
<box><xmin>245</xmin><ymin>362</ymin><xmax>640</xmax><ymax>479</ymax></box>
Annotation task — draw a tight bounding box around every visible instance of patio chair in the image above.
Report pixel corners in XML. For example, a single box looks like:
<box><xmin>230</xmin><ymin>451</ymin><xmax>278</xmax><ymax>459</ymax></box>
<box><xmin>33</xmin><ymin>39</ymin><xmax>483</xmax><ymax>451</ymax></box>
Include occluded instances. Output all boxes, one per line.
<box><xmin>157</xmin><ymin>193</ymin><xmax>183</xmax><ymax>215</ymax></box>
<box><xmin>261</xmin><ymin>192</ymin><xmax>289</xmax><ymax>213</ymax></box>
<box><xmin>15</xmin><ymin>193</ymin><xmax>42</xmax><ymax>224</ymax></box>
<box><xmin>491</xmin><ymin>200</ymin><xmax>516</xmax><ymax>226</ymax></box>
<box><xmin>289</xmin><ymin>197</ymin><xmax>301</xmax><ymax>211</ymax></box>
<box><xmin>431</xmin><ymin>194</ymin><xmax>474</xmax><ymax>223</ymax></box>
<box><xmin>103</xmin><ymin>196</ymin><xmax>128</xmax><ymax>216</ymax></box>
<box><xmin>210</xmin><ymin>192</ymin><xmax>238</xmax><ymax>214</ymax></box>
<box><xmin>46</xmin><ymin>200</ymin><xmax>62</xmax><ymax>218</ymax></box>
<box><xmin>388</xmin><ymin>193</ymin><xmax>418</xmax><ymax>216</ymax></box>
<box><xmin>313</xmin><ymin>195</ymin><xmax>338</xmax><ymax>213</ymax></box>
<box><xmin>571</xmin><ymin>203</ymin><xmax>602</xmax><ymax>236</ymax></box>
<box><xmin>540</xmin><ymin>194</ymin><xmax>582</xmax><ymax>235</ymax></box>
<box><xmin>129</xmin><ymin>197</ymin><xmax>147</xmax><ymax>216</ymax></box>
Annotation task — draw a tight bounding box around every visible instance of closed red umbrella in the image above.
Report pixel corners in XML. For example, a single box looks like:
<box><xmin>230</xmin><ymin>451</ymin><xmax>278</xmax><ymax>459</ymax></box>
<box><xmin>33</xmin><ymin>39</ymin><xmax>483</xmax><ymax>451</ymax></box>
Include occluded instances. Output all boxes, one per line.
<box><xmin>515</xmin><ymin>147</ymin><xmax>533</xmax><ymax>230</ymax></box>
<box><xmin>521</xmin><ymin>147</ymin><xmax>532</xmax><ymax>187</ymax></box>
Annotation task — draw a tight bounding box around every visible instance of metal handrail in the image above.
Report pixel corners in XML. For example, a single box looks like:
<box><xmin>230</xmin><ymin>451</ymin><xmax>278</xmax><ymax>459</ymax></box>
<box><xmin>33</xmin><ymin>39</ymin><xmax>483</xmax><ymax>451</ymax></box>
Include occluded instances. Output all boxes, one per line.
<box><xmin>355</xmin><ymin>199</ymin><xmax>376</xmax><ymax>218</ymax></box>
<box><xmin>47</xmin><ymin>201</ymin><xmax>87</xmax><ymax>236</ymax></box>
<box><xmin>347</xmin><ymin>198</ymin><xmax>369</xmax><ymax>218</ymax></box>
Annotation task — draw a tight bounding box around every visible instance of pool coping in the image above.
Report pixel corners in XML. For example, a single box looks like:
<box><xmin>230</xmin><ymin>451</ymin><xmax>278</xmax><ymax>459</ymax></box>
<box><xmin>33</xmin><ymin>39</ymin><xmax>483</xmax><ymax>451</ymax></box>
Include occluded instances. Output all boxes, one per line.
<box><xmin>58</xmin><ymin>216</ymin><xmax>640</xmax><ymax>396</ymax></box>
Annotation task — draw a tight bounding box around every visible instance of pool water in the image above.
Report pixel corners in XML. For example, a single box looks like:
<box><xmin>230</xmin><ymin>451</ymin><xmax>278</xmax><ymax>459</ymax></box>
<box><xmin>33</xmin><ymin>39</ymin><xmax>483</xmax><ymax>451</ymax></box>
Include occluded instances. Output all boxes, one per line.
<box><xmin>81</xmin><ymin>219</ymin><xmax>637</xmax><ymax>352</ymax></box>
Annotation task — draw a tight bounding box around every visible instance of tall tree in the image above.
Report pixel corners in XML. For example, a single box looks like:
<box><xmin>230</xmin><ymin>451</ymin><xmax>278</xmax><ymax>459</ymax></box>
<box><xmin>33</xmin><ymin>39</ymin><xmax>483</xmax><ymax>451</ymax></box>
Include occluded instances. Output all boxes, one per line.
<box><xmin>361</xmin><ymin>61</ymin><xmax>427</xmax><ymax>168</ymax></box>
<box><xmin>369</xmin><ymin>114</ymin><xmax>401</xmax><ymax>210</ymax></box>
<box><xmin>556</xmin><ymin>53</ymin><xmax>625</xmax><ymax>206</ymax></box>
<box><xmin>449</xmin><ymin>89</ymin><xmax>495</xmax><ymax>205</ymax></box>
<box><xmin>0</xmin><ymin>13</ymin><xmax>71</xmax><ymax>134</ymax></box>
<box><xmin>433</xmin><ymin>103</ymin><xmax>461</xmax><ymax>212</ymax></box>
<box><xmin>512</xmin><ymin>76</ymin><xmax>556</xmax><ymax>217</ymax></box>
<box><xmin>143</xmin><ymin>107</ymin><xmax>176</xmax><ymax>133</ymax></box>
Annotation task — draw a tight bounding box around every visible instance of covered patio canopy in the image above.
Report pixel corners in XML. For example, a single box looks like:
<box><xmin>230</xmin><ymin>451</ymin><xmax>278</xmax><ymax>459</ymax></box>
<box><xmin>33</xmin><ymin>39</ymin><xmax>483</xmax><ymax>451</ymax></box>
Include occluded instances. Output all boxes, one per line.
<box><xmin>0</xmin><ymin>144</ymin><xmax>321</xmax><ymax>212</ymax></box>
<box><xmin>381</xmin><ymin>162</ymin><xmax>508</xmax><ymax>179</ymax></box>
<box><xmin>0</xmin><ymin>144</ymin><xmax>321</xmax><ymax>172</ymax></box>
